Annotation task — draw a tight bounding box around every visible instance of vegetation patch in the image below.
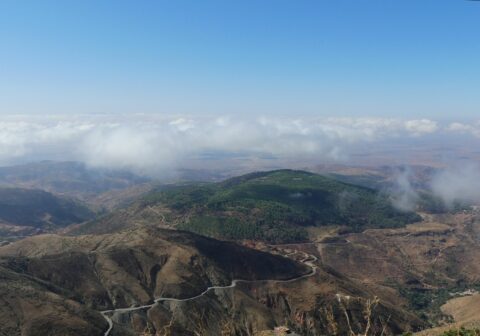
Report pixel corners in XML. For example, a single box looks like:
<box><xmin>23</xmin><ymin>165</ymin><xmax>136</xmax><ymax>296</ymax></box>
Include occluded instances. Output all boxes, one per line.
<box><xmin>145</xmin><ymin>170</ymin><xmax>421</xmax><ymax>243</ymax></box>
<box><xmin>391</xmin><ymin>281</ymin><xmax>480</xmax><ymax>327</ymax></box>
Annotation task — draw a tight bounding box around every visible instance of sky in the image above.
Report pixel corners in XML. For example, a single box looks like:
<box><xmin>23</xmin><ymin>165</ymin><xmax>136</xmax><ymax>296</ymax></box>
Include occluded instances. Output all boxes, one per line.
<box><xmin>0</xmin><ymin>0</ymin><xmax>479</xmax><ymax>118</ymax></box>
<box><xmin>0</xmin><ymin>1</ymin><xmax>479</xmax><ymax>173</ymax></box>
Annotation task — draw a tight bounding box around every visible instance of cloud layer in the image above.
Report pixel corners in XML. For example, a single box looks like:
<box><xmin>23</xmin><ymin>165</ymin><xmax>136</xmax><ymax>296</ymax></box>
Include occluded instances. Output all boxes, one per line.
<box><xmin>0</xmin><ymin>114</ymin><xmax>471</xmax><ymax>175</ymax></box>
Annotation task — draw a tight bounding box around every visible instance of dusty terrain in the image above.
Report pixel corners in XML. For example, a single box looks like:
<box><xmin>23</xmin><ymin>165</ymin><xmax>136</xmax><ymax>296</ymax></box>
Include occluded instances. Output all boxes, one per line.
<box><xmin>308</xmin><ymin>210</ymin><xmax>480</xmax><ymax>333</ymax></box>
<box><xmin>0</xmin><ymin>226</ymin><xmax>423</xmax><ymax>335</ymax></box>
<box><xmin>442</xmin><ymin>293</ymin><xmax>480</xmax><ymax>328</ymax></box>
<box><xmin>62</xmin><ymin>189</ymin><xmax>480</xmax><ymax>335</ymax></box>
<box><xmin>415</xmin><ymin>293</ymin><xmax>480</xmax><ymax>335</ymax></box>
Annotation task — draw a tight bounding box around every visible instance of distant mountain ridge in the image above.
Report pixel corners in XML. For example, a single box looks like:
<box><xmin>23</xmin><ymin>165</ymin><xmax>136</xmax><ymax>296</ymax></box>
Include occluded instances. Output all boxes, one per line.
<box><xmin>0</xmin><ymin>161</ymin><xmax>150</xmax><ymax>198</ymax></box>
<box><xmin>0</xmin><ymin>187</ymin><xmax>94</xmax><ymax>237</ymax></box>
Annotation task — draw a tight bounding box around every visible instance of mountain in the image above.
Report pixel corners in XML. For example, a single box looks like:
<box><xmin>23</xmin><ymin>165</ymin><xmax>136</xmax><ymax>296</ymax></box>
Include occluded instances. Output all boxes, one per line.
<box><xmin>0</xmin><ymin>226</ymin><xmax>423</xmax><ymax>336</ymax></box>
<box><xmin>0</xmin><ymin>227</ymin><xmax>308</xmax><ymax>308</ymax></box>
<box><xmin>0</xmin><ymin>227</ymin><xmax>308</xmax><ymax>336</ymax></box>
<box><xmin>0</xmin><ymin>187</ymin><xmax>94</xmax><ymax>238</ymax></box>
<box><xmin>74</xmin><ymin>170</ymin><xmax>420</xmax><ymax>243</ymax></box>
<box><xmin>0</xmin><ymin>168</ymin><xmax>441</xmax><ymax>335</ymax></box>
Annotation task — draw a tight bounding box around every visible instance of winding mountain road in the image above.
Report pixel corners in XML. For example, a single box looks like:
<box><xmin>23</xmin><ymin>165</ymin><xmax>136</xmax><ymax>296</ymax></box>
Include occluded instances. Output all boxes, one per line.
<box><xmin>101</xmin><ymin>250</ymin><xmax>318</xmax><ymax>336</ymax></box>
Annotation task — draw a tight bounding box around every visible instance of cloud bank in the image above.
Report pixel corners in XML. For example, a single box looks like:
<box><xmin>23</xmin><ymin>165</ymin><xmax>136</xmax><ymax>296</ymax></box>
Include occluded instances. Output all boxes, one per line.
<box><xmin>0</xmin><ymin>114</ymin><xmax>468</xmax><ymax>175</ymax></box>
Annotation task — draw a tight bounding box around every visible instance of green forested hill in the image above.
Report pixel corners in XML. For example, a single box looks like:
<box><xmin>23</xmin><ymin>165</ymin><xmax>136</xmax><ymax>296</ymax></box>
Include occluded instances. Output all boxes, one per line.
<box><xmin>142</xmin><ymin>170</ymin><xmax>421</xmax><ymax>243</ymax></box>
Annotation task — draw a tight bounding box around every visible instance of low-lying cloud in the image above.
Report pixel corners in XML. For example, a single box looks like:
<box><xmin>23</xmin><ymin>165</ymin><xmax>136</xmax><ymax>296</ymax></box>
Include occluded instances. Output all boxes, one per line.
<box><xmin>0</xmin><ymin>114</ymin><xmax>471</xmax><ymax>176</ymax></box>
<box><xmin>390</xmin><ymin>168</ymin><xmax>420</xmax><ymax>211</ymax></box>
<box><xmin>430</xmin><ymin>164</ymin><xmax>480</xmax><ymax>206</ymax></box>
<box><xmin>390</xmin><ymin>163</ymin><xmax>480</xmax><ymax>211</ymax></box>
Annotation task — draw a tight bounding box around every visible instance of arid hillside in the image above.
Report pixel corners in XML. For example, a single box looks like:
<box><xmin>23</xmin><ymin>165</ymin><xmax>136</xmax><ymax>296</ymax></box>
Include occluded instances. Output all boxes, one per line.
<box><xmin>1</xmin><ymin>168</ymin><xmax>478</xmax><ymax>335</ymax></box>
<box><xmin>313</xmin><ymin>211</ymin><xmax>480</xmax><ymax>330</ymax></box>
<box><xmin>0</xmin><ymin>226</ymin><xmax>423</xmax><ymax>335</ymax></box>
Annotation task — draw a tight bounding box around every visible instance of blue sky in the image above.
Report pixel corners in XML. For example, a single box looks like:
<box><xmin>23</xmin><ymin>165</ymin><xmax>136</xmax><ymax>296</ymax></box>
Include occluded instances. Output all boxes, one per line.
<box><xmin>0</xmin><ymin>0</ymin><xmax>479</xmax><ymax>118</ymax></box>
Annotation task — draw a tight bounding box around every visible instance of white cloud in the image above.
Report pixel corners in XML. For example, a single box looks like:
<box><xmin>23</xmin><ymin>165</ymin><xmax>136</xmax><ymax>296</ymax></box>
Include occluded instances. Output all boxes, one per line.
<box><xmin>390</xmin><ymin>168</ymin><xmax>419</xmax><ymax>211</ymax></box>
<box><xmin>79</xmin><ymin>127</ymin><xmax>177</xmax><ymax>174</ymax></box>
<box><xmin>0</xmin><ymin>114</ymin><xmax>446</xmax><ymax>174</ymax></box>
<box><xmin>430</xmin><ymin>164</ymin><xmax>480</xmax><ymax>205</ymax></box>
<box><xmin>447</xmin><ymin>121</ymin><xmax>480</xmax><ymax>137</ymax></box>
<box><xmin>404</xmin><ymin>119</ymin><xmax>438</xmax><ymax>136</ymax></box>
